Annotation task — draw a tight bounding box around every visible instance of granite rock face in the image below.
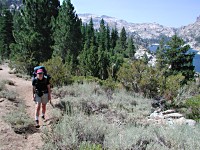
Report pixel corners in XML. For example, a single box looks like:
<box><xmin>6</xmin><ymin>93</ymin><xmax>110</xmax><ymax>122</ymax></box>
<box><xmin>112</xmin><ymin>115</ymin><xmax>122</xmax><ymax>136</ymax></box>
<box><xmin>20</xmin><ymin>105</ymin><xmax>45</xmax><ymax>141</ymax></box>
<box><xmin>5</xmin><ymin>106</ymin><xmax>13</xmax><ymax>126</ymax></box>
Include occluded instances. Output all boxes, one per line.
<box><xmin>148</xmin><ymin>109</ymin><xmax>196</xmax><ymax>126</ymax></box>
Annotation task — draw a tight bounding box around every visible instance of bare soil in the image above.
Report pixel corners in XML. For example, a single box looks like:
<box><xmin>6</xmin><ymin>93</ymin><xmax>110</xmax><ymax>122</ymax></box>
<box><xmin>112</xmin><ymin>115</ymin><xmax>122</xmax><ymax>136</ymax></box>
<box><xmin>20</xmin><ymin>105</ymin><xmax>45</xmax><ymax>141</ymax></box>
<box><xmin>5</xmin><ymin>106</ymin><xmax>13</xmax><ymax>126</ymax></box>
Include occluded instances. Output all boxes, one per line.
<box><xmin>0</xmin><ymin>63</ymin><xmax>53</xmax><ymax>150</ymax></box>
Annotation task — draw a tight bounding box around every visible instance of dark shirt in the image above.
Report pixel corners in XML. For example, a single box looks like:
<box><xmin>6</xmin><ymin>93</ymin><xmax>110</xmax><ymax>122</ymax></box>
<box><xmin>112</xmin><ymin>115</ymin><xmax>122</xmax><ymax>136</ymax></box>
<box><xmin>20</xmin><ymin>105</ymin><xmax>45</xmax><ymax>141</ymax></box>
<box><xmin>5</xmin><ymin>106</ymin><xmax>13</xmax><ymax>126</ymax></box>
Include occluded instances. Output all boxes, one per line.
<box><xmin>32</xmin><ymin>76</ymin><xmax>50</xmax><ymax>92</ymax></box>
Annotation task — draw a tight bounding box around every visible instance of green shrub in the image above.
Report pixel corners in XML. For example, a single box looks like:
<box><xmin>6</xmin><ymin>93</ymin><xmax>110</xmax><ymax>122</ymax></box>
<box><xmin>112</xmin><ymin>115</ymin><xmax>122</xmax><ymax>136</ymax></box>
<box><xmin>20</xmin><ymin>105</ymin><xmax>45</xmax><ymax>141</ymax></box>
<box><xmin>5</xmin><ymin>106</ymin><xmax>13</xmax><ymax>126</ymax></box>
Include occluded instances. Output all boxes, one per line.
<box><xmin>41</xmin><ymin>56</ymin><xmax>72</xmax><ymax>86</ymax></box>
<box><xmin>4</xmin><ymin>102</ymin><xmax>34</xmax><ymax>134</ymax></box>
<box><xmin>164</xmin><ymin>73</ymin><xmax>185</xmax><ymax>100</ymax></box>
<box><xmin>184</xmin><ymin>95</ymin><xmax>200</xmax><ymax>121</ymax></box>
<box><xmin>117</xmin><ymin>60</ymin><xmax>162</xmax><ymax>98</ymax></box>
<box><xmin>43</xmin><ymin>82</ymin><xmax>200</xmax><ymax>149</ymax></box>
<box><xmin>0</xmin><ymin>81</ymin><xmax>6</xmax><ymax>91</ymax></box>
<box><xmin>3</xmin><ymin>79</ymin><xmax>15</xmax><ymax>86</ymax></box>
<box><xmin>79</xmin><ymin>142</ymin><xmax>102</xmax><ymax>150</ymax></box>
<box><xmin>72</xmin><ymin>76</ymin><xmax>100</xmax><ymax>84</ymax></box>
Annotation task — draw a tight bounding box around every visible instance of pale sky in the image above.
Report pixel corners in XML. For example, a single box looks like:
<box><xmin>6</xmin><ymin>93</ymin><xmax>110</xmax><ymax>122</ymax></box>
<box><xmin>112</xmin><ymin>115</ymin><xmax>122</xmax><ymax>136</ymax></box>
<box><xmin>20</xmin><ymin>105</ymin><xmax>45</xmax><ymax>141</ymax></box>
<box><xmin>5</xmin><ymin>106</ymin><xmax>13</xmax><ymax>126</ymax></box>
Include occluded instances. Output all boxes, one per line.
<box><xmin>60</xmin><ymin>0</ymin><xmax>200</xmax><ymax>28</ymax></box>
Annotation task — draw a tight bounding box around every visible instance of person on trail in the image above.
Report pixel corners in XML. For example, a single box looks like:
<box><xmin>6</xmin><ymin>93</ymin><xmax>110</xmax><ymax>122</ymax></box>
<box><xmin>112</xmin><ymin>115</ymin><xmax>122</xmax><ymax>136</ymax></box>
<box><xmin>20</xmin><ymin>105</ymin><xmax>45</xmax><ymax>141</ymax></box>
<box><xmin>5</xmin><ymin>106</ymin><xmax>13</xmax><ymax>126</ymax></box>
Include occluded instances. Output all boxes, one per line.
<box><xmin>32</xmin><ymin>68</ymin><xmax>51</xmax><ymax>127</ymax></box>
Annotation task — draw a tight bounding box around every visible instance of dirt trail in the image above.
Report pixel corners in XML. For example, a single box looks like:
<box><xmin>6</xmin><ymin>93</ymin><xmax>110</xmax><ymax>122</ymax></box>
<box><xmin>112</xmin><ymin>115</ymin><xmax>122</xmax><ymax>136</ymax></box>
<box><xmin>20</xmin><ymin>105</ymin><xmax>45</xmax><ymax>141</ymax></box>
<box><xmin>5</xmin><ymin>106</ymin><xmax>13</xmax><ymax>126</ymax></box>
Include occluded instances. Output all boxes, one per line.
<box><xmin>0</xmin><ymin>63</ymin><xmax>52</xmax><ymax>150</ymax></box>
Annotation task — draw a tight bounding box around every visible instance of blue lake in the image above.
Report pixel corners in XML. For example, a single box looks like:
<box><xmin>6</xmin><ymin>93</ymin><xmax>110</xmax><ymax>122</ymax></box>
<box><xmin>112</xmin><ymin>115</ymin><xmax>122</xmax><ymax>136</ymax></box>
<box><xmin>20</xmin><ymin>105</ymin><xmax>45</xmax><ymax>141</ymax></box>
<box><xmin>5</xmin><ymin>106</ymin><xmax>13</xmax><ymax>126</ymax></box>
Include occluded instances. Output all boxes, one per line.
<box><xmin>149</xmin><ymin>45</ymin><xmax>200</xmax><ymax>72</ymax></box>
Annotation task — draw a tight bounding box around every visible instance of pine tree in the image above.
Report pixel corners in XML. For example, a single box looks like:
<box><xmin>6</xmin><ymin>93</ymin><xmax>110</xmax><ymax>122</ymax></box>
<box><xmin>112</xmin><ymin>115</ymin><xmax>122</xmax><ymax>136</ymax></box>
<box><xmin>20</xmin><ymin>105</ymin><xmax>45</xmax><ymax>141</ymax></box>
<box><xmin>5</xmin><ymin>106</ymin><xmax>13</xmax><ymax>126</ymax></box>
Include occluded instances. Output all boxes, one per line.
<box><xmin>156</xmin><ymin>37</ymin><xmax>167</xmax><ymax>70</ymax></box>
<box><xmin>79</xmin><ymin>18</ymin><xmax>99</xmax><ymax>77</ymax></box>
<box><xmin>52</xmin><ymin>0</ymin><xmax>82</xmax><ymax>73</ymax></box>
<box><xmin>125</xmin><ymin>36</ymin><xmax>135</xmax><ymax>58</ymax></box>
<box><xmin>110</xmin><ymin>27</ymin><xmax>118</xmax><ymax>50</ymax></box>
<box><xmin>97</xmin><ymin>19</ymin><xmax>109</xmax><ymax>79</ymax></box>
<box><xmin>11</xmin><ymin>0</ymin><xmax>59</xmax><ymax>74</ymax></box>
<box><xmin>0</xmin><ymin>9</ymin><xmax>14</xmax><ymax>60</ymax></box>
<box><xmin>119</xmin><ymin>27</ymin><xmax>127</xmax><ymax>50</ymax></box>
<box><xmin>166</xmin><ymin>35</ymin><xmax>195</xmax><ymax>83</ymax></box>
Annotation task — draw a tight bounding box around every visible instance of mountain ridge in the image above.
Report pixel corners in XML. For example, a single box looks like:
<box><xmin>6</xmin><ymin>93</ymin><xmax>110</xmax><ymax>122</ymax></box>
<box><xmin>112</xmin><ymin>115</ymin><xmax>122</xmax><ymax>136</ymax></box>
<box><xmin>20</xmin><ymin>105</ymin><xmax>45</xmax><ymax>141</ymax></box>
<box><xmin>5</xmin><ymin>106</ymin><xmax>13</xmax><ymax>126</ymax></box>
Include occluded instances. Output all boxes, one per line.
<box><xmin>3</xmin><ymin>0</ymin><xmax>200</xmax><ymax>50</ymax></box>
<box><xmin>78</xmin><ymin>13</ymin><xmax>200</xmax><ymax>50</ymax></box>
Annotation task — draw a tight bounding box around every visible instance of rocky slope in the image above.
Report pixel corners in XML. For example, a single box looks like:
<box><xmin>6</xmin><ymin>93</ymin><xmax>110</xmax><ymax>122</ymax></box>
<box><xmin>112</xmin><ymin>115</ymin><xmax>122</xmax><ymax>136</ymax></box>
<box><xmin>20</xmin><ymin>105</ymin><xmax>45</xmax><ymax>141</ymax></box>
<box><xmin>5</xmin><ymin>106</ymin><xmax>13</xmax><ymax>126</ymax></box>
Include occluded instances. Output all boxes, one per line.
<box><xmin>3</xmin><ymin>0</ymin><xmax>200</xmax><ymax>49</ymax></box>
<box><xmin>79</xmin><ymin>14</ymin><xmax>200</xmax><ymax>49</ymax></box>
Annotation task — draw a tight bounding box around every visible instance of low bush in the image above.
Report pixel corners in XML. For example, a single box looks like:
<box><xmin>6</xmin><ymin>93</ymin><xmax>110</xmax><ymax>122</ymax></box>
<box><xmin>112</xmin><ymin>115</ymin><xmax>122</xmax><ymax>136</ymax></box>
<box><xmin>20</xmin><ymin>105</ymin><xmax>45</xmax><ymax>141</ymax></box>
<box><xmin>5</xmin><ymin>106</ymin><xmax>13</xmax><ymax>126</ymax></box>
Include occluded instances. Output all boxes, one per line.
<box><xmin>0</xmin><ymin>81</ymin><xmax>6</xmax><ymax>91</ymax></box>
<box><xmin>3</xmin><ymin>79</ymin><xmax>15</xmax><ymax>86</ymax></box>
<box><xmin>183</xmin><ymin>95</ymin><xmax>200</xmax><ymax>121</ymax></box>
<box><xmin>41</xmin><ymin>56</ymin><xmax>72</xmax><ymax>87</ymax></box>
<box><xmin>4</xmin><ymin>100</ymin><xmax>34</xmax><ymax>134</ymax></box>
<box><xmin>42</xmin><ymin>82</ymin><xmax>200</xmax><ymax>149</ymax></box>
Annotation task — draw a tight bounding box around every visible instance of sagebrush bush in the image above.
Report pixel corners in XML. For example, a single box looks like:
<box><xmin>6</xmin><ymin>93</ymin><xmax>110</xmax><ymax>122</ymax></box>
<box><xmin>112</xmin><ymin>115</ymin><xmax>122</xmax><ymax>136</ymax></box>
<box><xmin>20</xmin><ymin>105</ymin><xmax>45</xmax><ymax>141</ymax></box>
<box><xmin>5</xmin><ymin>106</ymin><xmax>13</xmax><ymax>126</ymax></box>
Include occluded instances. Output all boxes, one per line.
<box><xmin>3</xmin><ymin>79</ymin><xmax>15</xmax><ymax>86</ymax></box>
<box><xmin>43</xmin><ymin>82</ymin><xmax>200</xmax><ymax>149</ymax></box>
<box><xmin>0</xmin><ymin>81</ymin><xmax>6</xmax><ymax>91</ymax></box>
<box><xmin>41</xmin><ymin>56</ymin><xmax>72</xmax><ymax>86</ymax></box>
<box><xmin>4</xmin><ymin>101</ymin><xmax>34</xmax><ymax>134</ymax></box>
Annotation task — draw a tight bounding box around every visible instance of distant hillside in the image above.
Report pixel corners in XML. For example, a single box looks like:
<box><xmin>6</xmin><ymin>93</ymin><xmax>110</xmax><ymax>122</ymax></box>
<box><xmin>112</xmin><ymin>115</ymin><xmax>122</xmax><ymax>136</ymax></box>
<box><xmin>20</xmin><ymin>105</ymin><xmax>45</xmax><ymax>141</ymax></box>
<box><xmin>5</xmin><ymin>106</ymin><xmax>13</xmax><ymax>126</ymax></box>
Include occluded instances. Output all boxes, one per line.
<box><xmin>79</xmin><ymin>14</ymin><xmax>200</xmax><ymax>50</ymax></box>
<box><xmin>3</xmin><ymin>0</ymin><xmax>200</xmax><ymax>50</ymax></box>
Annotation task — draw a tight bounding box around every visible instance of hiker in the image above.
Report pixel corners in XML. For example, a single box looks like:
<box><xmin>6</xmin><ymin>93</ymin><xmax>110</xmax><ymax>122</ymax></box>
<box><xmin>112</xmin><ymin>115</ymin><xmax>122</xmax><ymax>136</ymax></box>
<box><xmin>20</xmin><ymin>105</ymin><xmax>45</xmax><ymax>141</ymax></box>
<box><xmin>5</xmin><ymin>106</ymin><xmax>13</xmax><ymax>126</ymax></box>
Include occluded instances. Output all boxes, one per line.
<box><xmin>32</xmin><ymin>68</ymin><xmax>51</xmax><ymax>127</ymax></box>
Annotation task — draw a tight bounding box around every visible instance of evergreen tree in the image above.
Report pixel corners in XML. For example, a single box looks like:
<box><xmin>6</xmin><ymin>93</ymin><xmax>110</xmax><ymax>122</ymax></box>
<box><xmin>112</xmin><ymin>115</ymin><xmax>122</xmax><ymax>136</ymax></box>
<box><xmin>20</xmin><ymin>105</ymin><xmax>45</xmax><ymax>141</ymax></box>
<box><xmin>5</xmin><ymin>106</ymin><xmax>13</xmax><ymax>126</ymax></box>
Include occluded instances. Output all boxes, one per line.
<box><xmin>52</xmin><ymin>0</ymin><xmax>82</xmax><ymax>73</ymax></box>
<box><xmin>11</xmin><ymin>0</ymin><xmax>59</xmax><ymax>74</ymax></box>
<box><xmin>79</xmin><ymin>18</ymin><xmax>99</xmax><ymax>77</ymax></box>
<box><xmin>125</xmin><ymin>36</ymin><xmax>135</xmax><ymax>58</ymax></box>
<box><xmin>119</xmin><ymin>27</ymin><xmax>127</xmax><ymax>50</ymax></box>
<box><xmin>110</xmin><ymin>27</ymin><xmax>118</xmax><ymax>50</ymax></box>
<box><xmin>0</xmin><ymin>9</ymin><xmax>14</xmax><ymax>60</ymax></box>
<box><xmin>156</xmin><ymin>37</ymin><xmax>167</xmax><ymax>70</ymax></box>
<box><xmin>97</xmin><ymin>19</ymin><xmax>109</xmax><ymax>79</ymax></box>
<box><xmin>105</xmin><ymin>24</ymin><xmax>110</xmax><ymax>51</ymax></box>
<box><xmin>166</xmin><ymin>35</ymin><xmax>195</xmax><ymax>83</ymax></box>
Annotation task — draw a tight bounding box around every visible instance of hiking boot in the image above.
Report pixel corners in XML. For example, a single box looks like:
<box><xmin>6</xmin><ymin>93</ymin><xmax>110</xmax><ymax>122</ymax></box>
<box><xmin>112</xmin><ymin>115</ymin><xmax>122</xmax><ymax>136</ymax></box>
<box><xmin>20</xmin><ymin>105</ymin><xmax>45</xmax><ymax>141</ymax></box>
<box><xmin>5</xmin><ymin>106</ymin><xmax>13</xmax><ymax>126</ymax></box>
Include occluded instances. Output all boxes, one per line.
<box><xmin>35</xmin><ymin>120</ymin><xmax>40</xmax><ymax>128</ymax></box>
<box><xmin>41</xmin><ymin>115</ymin><xmax>45</xmax><ymax>120</ymax></box>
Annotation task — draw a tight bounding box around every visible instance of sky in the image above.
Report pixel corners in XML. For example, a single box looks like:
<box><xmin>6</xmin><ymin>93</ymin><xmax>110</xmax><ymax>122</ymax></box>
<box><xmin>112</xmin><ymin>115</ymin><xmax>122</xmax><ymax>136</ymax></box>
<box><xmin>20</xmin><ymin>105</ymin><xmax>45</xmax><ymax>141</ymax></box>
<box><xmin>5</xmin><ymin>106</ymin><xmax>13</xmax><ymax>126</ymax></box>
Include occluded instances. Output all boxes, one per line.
<box><xmin>60</xmin><ymin>0</ymin><xmax>200</xmax><ymax>28</ymax></box>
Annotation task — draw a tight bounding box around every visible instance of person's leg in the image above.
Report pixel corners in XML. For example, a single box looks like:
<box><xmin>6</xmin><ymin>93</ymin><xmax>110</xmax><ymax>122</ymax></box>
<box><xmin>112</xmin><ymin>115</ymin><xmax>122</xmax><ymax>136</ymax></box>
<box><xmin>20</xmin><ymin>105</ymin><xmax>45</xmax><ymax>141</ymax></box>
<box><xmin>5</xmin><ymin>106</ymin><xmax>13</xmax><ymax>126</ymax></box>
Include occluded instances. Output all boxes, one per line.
<box><xmin>41</xmin><ymin>93</ymin><xmax>48</xmax><ymax>119</ymax></box>
<box><xmin>35</xmin><ymin>94</ymin><xmax>42</xmax><ymax>127</ymax></box>
<box><xmin>35</xmin><ymin>103</ymin><xmax>41</xmax><ymax>120</ymax></box>
<box><xmin>41</xmin><ymin>103</ymin><xmax>46</xmax><ymax>119</ymax></box>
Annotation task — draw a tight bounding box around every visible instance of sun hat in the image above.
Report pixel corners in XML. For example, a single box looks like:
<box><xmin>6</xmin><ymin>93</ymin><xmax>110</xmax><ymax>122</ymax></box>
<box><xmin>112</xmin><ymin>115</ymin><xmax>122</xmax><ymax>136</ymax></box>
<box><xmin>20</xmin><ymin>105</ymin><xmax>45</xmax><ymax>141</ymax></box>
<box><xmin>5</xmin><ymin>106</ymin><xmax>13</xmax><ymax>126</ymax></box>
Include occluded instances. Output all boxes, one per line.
<box><xmin>36</xmin><ymin>69</ymin><xmax>44</xmax><ymax>74</ymax></box>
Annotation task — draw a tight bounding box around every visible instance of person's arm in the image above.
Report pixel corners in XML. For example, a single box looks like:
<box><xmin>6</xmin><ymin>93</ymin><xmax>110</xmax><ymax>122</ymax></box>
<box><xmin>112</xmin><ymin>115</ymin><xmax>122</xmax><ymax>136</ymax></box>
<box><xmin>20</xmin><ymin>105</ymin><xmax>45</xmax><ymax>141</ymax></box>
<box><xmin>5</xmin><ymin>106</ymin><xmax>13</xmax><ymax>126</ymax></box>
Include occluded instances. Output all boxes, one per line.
<box><xmin>33</xmin><ymin>86</ymin><xmax>36</xmax><ymax>101</ymax></box>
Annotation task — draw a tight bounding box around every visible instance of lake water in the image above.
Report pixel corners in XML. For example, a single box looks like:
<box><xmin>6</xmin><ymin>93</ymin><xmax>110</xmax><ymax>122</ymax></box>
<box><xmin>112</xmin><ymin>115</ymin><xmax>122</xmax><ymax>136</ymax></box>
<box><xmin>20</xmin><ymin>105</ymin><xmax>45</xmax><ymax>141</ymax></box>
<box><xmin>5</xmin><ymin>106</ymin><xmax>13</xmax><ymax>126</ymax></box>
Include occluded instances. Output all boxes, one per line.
<box><xmin>149</xmin><ymin>45</ymin><xmax>200</xmax><ymax>72</ymax></box>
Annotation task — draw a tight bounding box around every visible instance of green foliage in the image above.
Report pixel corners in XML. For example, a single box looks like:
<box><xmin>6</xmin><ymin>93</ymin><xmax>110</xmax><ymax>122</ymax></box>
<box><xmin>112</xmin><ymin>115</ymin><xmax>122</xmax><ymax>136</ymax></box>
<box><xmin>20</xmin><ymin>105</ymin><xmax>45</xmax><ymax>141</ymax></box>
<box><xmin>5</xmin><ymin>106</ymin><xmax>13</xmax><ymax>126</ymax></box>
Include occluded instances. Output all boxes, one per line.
<box><xmin>119</xmin><ymin>27</ymin><xmax>127</xmax><ymax>50</ymax></box>
<box><xmin>79</xmin><ymin>18</ymin><xmax>99</xmax><ymax>77</ymax></box>
<box><xmin>41</xmin><ymin>56</ymin><xmax>72</xmax><ymax>87</ymax></box>
<box><xmin>4</xmin><ymin>101</ymin><xmax>34</xmax><ymax>134</ymax></box>
<box><xmin>164</xmin><ymin>73</ymin><xmax>185</xmax><ymax>100</ymax></box>
<box><xmin>184</xmin><ymin>95</ymin><xmax>200</xmax><ymax>121</ymax></box>
<box><xmin>117</xmin><ymin>60</ymin><xmax>186</xmax><ymax>99</ymax></box>
<box><xmin>72</xmin><ymin>76</ymin><xmax>100</xmax><ymax>84</ymax></box>
<box><xmin>156</xmin><ymin>35</ymin><xmax>195</xmax><ymax>85</ymax></box>
<box><xmin>52</xmin><ymin>0</ymin><xmax>82</xmax><ymax>73</ymax></box>
<box><xmin>10</xmin><ymin>0</ymin><xmax>59</xmax><ymax>74</ymax></box>
<box><xmin>79</xmin><ymin>142</ymin><xmax>102</xmax><ymax>150</ymax></box>
<box><xmin>110</xmin><ymin>27</ymin><xmax>119</xmax><ymax>49</ymax></box>
<box><xmin>124</xmin><ymin>36</ymin><xmax>136</xmax><ymax>58</ymax></box>
<box><xmin>42</xmin><ymin>82</ymin><xmax>152</xmax><ymax>149</ymax></box>
<box><xmin>0</xmin><ymin>9</ymin><xmax>14</xmax><ymax>60</ymax></box>
<box><xmin>117</xmin><ymin>60</ymin><xmax>153</xmax><ymax>95</ymax></box>
<box><xmin>97</xmin><ymin>19</ymin><xmax>110</xmax><ymax>80</ymax></box>
<box><xmin>43</xmin><ymin>82</ymin><xmax>200</xmax><ymax>149</ymax></box>
<box><xmin>0</xmin><ymin>80</ymin><xmax>6</xmax><ymax>91</ymax></box>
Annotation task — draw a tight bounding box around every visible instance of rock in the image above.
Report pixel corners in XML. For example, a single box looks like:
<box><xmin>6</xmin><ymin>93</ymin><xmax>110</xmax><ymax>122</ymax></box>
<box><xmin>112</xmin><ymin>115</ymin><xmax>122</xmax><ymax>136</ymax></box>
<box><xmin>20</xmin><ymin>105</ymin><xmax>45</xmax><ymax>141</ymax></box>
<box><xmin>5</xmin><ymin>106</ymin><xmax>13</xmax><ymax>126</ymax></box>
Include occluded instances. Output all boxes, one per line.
<box><xmin>163</xmin><ymin>113</ymin><xmax>183</xmax><ymax>119</ymax></box>
<box><xmin>148</xmin><ymin>109</ymin><xmax>196</xmax><ymax>127</ymax></box>
<box><xmin>0</xmin><ymin>98</ymin><xmax>5</xmax><ymax>102</ymax></box>
<box><xmin>172</xmin><ymin>117</ymin><xmax>186</xmax><ymax>125</ymax></box>
<box><xmin>149</xmin><ymin>111</ymin><xmax>164</xmax><ymax>120</ymax></box>
<box><xmin>162</xmin><ymin>109</ymin><xmax>176</xmax><ymax>115</ymax></box>
<box><xmin>185</xmin><ymin>119</ymin><xmax>196</xmax><ymax>126</ymax></box>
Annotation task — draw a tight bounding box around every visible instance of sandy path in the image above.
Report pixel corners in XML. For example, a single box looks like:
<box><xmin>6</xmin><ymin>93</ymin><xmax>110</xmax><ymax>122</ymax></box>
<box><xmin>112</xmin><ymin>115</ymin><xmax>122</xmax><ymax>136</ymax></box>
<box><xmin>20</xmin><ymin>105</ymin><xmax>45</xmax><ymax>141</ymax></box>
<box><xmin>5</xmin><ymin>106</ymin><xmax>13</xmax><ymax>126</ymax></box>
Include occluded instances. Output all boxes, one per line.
<box><xmin>0</xmin><ymin>63</ymin><xmax>52</xmax><ymax>150</ymax></box>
